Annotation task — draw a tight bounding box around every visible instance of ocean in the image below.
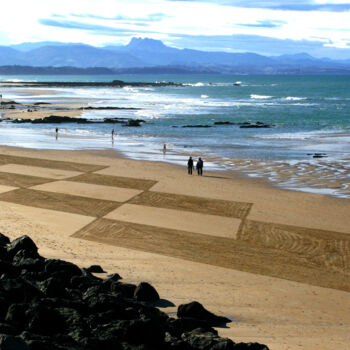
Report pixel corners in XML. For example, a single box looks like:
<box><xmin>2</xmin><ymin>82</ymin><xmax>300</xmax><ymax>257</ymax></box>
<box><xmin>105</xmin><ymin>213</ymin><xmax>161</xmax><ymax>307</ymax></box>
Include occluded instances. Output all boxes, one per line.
<box><xmin>0</xmin><ymin>74</ymin><xmax>349</xmax><ymax>197</ymax></box>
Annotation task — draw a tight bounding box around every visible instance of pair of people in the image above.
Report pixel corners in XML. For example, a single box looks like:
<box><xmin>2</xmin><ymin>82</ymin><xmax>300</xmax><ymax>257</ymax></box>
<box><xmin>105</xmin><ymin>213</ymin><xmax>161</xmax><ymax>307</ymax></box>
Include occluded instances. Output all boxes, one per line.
<box><xmin>187</xmin><ymin>156</ymin><xmax>203</xmax><ymax>175</ymax></box>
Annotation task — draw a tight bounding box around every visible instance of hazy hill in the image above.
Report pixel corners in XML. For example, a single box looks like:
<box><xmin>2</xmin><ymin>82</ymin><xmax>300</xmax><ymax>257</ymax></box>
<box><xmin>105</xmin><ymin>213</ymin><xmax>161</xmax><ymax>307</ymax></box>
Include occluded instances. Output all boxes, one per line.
<box><xmin>1</xmin><ymin>38</ymin><xmax>350</xmax><ymax>73</ymax></box>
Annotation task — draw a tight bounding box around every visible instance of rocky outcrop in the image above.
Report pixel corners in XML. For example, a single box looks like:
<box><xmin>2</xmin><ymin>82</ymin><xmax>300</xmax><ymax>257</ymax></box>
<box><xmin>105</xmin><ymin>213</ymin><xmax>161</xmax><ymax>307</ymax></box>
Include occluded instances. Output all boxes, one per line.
<box><xmin>0</xmin><ymin>233</ymin><xmax>270</xmax><ymax>350</ymax></box>
<box><xmin>3</xmin><ymin>115</ymin><xmax>146</xmax><ymax>126</ymax></box>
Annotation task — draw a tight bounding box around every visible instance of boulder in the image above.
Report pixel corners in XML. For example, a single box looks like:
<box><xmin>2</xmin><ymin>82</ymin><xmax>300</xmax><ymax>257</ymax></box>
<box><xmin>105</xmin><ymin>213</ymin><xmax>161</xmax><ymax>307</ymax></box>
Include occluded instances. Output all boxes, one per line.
<box><xmin>134</xmin><ymin>282</ymin><xmax>160</xmax><ymax>302</ymax></box>
<box><xmin>177</xmin><ymin>301</ymin><xmax>231</xmax><ymax>326</ymax></box>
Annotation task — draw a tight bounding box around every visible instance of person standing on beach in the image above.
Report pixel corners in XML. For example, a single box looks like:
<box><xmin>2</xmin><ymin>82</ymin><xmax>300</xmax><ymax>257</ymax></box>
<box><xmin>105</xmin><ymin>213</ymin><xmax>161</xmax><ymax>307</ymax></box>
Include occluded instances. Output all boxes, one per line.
<box><xmin>196</xmin><ymin>157</ymin><xmax>203</xmax><ymax>176</ymax></box>
<box><xmin>111</xmin><ymin>128</ymin><xmax>115</xmax><ymax>140</ymax></box>
<box><xmin>55</xmin><ymin>127</ymin><xmax>58</xmax><ymax>140</ymax></box>
<box><xmin>187</xmin><ymin>156</ymin><xmax>193</xmax><ymax>174</ymax></box>
<box><xmin>163</xmin><ymin>144</ymin><xmax>167</xmax><ymax>153</ymax></box>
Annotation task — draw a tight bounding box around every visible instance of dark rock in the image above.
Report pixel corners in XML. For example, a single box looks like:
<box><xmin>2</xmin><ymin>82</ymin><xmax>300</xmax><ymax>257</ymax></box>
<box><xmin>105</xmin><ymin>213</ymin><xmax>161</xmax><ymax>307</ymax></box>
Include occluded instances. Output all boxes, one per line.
<box><xmin>181</xmin><ymin>328</ymin><xmax>234</xmax><ymax>350</ymax></box>
<box><xmin>167</xmin><ymin>317</ymin><xmax>217</xmax><ymax>338</ymax></box>
<box><xmin>0</xmin><ymin>233</ymin><xmax>10</xmax><ymax>246</ymax></box>
<box><xmin>177</xmin><ymin>301</ymin><xmax>231</xmax><ymax>326</ymax></box>
<box><xmin>134</xmin><ymin>282</ymin><xmax>160</xmax><ymax>302</ymax></box>
<box><xmin>0</xmin><ymin>234</ymin><xmax>270</xmax><ymax>350</ymax></box>
<box><xmin>86</xmin><ymin>265</ymin><xmax>105</xmax><ymax>273</ymax></box>
<box><xmin>106</xmin><ymin>273</ymin><xmax>123</xmax><ymax>282</ymax></box>
<box><xmin>0</xmin><ymin>101</ymin><xmax>20</xmax><ymax>105</ymax></box>
<box><xmin>37</xmin><ymin>277</ymin><xmax>69</xmax><ymax>298</ymax></box>
<box><xmin>5</xmin><ymin>303</ymin><xmax>29</xmax><ymax>327</ymax></box>
<box><xmin>0</xmin><ymin>322</ymin><xmax>17</xmax><ymax>336</ymax></box>
<box><xmin>111</xmin><ymin>282</ymin><xmax>137</xmax><ymax>298</ymax></box>
<box><xmin>7</xmin><ymin>236</ymin><xmax>38</xmax><ymax>259</ymax></box>
<box><xmin>2</xmin><ymin>278</ymin><xmax>43</xmax><ymax>303</ymax></box>
<box><xmin>0</xmin><ymin>335</ymin><xmax>29</xmax><ymax>350</ymax></box>
<box><xmin>44</xmin><ymin>259</ymin><xmax>82</xmax><ymax>278</ymax></box>
<box><xmin>122</xmin><ymin>119</ymin><xmax>143</xmax><ymax>127</ymax></box>
<box><xmin>26</xmin><ymin>304</ymin><xmax>65</xmax><ymax>335</ymax></box>
<box><xmin>182</xmin><ymin>125</ymin><xmax>212</xmax><ymax>128</ymax></box>
<box><xmin>239</xmin><ymin>122</ymin><xmax>273</xmax><ymax>128</ymax></box>
<box><xmin>214</xmin><ymin>121</ymin><xmax>237</xmax><ymax>125</ymax></box>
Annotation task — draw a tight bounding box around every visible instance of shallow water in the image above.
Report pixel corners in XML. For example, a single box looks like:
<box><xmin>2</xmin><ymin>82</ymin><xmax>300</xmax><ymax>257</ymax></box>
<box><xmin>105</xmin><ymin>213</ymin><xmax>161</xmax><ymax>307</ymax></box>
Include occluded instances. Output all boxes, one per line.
<box><xmin>0</xmin><ymin>74</ymin><xmax>349</xmax><ymax>197</ymax></box>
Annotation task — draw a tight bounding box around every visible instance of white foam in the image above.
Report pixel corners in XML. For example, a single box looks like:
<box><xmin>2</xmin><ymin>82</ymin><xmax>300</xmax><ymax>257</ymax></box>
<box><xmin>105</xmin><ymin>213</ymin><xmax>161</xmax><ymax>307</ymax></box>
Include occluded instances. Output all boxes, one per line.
<box><xmin>285</xmin><ymin>96</ymin><xmax>307</xmax><ymax>101</ymax></box>
<box><xmin>250</xmin><ymin>94</ymin><xmax>273</xmax><ymax>99</ymax></box>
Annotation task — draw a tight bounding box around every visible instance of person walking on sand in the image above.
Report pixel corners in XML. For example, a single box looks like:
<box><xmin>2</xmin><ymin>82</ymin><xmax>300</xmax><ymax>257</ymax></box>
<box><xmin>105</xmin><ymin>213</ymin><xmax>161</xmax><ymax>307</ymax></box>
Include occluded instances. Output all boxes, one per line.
<box><xmin>187</xmin><ymin>156</ymin><xmax>193</xmax><ymax>175</ymax></box>
<box><xmin>196</xmin><ymin>157</ymin><xmax>203</xmax><ymax>176</ymax></box>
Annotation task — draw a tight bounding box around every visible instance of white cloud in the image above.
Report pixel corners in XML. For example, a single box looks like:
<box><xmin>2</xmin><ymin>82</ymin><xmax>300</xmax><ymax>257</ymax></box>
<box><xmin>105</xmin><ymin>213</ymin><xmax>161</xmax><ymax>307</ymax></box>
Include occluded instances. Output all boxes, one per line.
<box><xmin>0</xmin><ymin>0</ymin><xmax>349</xmax><ymax>56</ymax></box>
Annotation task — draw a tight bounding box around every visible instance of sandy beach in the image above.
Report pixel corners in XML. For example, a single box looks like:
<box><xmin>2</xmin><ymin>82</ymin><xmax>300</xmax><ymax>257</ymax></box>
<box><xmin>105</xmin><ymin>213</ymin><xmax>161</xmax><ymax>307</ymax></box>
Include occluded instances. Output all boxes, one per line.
<box><xmin>0</xmin><ymin>145</ymin><xmax>348</xmax><ymax>350</ymax></box>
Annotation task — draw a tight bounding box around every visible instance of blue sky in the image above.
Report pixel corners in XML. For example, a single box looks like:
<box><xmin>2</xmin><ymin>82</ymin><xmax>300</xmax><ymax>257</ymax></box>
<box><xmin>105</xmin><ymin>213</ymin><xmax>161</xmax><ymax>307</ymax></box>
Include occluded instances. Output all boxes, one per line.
<box><xmin>1</xmin><ymin>0</ymin><xmax>350</xmax><ymax>59</ymax></box>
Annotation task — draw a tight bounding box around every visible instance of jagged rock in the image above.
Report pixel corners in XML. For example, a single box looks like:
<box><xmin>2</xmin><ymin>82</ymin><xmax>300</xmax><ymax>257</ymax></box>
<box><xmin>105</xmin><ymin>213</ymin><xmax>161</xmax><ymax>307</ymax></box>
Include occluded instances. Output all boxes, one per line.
<box><xmin>7</xmin><ymin>236</ymin><xmax>38</xmax><ymax>259</ymax></box>
<box><xmin>177</xmin><ymin>301</ymin><xmax>231</xmax><ymax>326</ymax></box>
<box><xmin>134</xmin><ymin>282</ymin><xmax>160</xmax><ymax>302</ymax></box>
<box><xmin>0</xmin><ymin>233</ymin><xmax>10</xmax><ymax>246</ymax></box>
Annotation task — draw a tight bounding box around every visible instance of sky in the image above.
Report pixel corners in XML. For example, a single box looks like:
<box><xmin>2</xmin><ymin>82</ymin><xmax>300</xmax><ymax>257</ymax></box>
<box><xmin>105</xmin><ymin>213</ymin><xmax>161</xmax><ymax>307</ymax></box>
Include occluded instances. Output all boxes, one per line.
<box><xmin>1</xmin><ymin>0</ymin><xmax>350</xmax><ymax>59</ymax></box>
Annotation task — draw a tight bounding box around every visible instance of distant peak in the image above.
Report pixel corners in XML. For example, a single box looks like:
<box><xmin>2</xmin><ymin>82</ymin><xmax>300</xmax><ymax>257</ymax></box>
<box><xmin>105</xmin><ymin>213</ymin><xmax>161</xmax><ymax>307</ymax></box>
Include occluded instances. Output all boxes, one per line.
<box><xmin>126</xmin><ymin>37</ymin><xmax>167</xmax><ymax>50</ymax></box>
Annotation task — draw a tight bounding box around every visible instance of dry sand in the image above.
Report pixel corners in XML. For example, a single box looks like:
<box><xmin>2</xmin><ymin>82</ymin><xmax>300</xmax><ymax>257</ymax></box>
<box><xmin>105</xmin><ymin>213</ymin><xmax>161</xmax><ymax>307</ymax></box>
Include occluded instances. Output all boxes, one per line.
<box><xmin>0</xmin><ymin>146</ymin><xmax>349</xmax><ymax>350</ymax></box>
<box><xmin>3</xmin><ymin>109</ymin><xmax>83</xmax><ymax>120</ymax></box>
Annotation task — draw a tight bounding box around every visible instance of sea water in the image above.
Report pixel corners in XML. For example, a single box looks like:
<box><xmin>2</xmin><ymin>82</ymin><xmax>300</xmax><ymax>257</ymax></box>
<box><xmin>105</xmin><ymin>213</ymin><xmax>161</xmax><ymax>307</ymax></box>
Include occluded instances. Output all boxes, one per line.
<box><xmin>0</xmin><ymin>74</ymin><xmax>349</xmax><ymax>197</ymax></box>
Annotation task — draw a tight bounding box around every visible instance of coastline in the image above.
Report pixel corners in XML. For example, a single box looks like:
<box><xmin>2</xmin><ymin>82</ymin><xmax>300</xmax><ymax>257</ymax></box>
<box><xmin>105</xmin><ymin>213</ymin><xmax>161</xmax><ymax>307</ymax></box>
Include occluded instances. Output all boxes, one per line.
<box><xmin>0</xmin><ymin>144</ymin><xmax>349</xmax><ymax>349</ymax></box>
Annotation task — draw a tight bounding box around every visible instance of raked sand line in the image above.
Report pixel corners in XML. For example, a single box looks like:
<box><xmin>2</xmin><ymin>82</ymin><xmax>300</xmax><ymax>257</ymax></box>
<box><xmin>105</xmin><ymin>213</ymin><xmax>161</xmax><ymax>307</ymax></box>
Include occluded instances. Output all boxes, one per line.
<box><xmin>0</xmin><ymin>164</ymin><xmax>82</xmax><ymax>180</ymax></box>
<box><xmin>0</xmin><ymin>188</ymin><xmax>121</xmax><ymax>218</ymax></box>
<box><xmin>129</xmin><ymin>190</ymin><xmax>252</xmax><ymax>219</ymax></box>
<box><xmin>31</xmin><ymin>181</ymin><xmax>143</xmax><ymax>203</ymax></box>
<box><xmin>0</xmin><ymin>172</ymin><xmax>53</xmax><ymax>188</ymax></box>
<box><xmin>104</xmin><ymin>203</ymin><xmax>241</xmax><ymax>238</ymax></box>
<box><xmin>74</xmin><ymin>217</ymin><xmax>350</xmax><ymax>292</ymax></box>
<box><xmin>240</xmin><ymin>219</ymin><xmax>350</xmax><ymax>273</ymax></box>
<box><xmin>0</xmin><ymin>154</ymin><xmax>106</xmax><ymax>172</ymax></box>
<box><xmin>68</xmin><ymin>173</ymin><xmax>157</xmax><ymax>191</ymax></box>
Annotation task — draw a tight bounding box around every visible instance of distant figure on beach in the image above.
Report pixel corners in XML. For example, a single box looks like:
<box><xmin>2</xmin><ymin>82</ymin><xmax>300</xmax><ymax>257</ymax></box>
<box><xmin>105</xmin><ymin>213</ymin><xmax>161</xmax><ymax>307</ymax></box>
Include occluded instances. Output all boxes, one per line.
<box><xmin>187</xmin><ymin>156</ymin><xmax>193</xmax><ymax>175</ymax></box>
<box><xmin>163</xmin><ymin>144</ymin><xmax>167</xmax><ymax>153</ymax></box>
<box><xmin>55</xmin><ymin>127</ymin><xmax>58</xmax><ymax>140</ymax></box>
<box><xmin>196</xmin><ymin>157</ymin><xmax>203</xmax><ymax>176</ymax></box>
<box><xmin>111</xmin><ymin>128</ymin><xmax>115</xmax><ymax>140</ymax></box>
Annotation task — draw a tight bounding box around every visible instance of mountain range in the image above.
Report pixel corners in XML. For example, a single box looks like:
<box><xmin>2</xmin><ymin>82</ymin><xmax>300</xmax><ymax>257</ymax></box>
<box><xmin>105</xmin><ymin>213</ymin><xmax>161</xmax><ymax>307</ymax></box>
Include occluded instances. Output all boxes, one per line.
<box><xmin>1</xmin><ymin>37</ymin><xmax>350</xmax><ymax>74</ymax></box>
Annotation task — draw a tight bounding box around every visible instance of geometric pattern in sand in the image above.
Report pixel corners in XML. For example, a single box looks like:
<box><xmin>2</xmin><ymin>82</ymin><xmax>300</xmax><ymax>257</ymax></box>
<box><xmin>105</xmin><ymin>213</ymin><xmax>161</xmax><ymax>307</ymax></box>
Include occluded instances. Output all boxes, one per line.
<box><xmin>31</xmin><ymin>181</ymin><xmax>142</xmax><ymax>202</ymax></box>
<box><xmin>105</xmin><ymin>204</ymin><xmax>241</xmax><ymax>238</ymax></box>
<box><xmin>0</xmin><ymin>153</ymin><xmax>350</xmax><ymax>292</ymax></box>
<box><xmin>0</xmin><ymin>164</ymin><xmax>82</xmax><ymax>179</ymax></box>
